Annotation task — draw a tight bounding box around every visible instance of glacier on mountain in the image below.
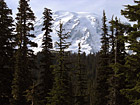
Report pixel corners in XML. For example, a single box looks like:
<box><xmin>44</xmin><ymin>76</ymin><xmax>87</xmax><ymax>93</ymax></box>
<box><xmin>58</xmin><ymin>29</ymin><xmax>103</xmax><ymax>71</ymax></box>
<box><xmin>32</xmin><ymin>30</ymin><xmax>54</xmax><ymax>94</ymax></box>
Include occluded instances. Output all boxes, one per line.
<box><xmin>32</xmin><ymin>11</ymin><xmax>102</xmax><ymax>54</ymax></box>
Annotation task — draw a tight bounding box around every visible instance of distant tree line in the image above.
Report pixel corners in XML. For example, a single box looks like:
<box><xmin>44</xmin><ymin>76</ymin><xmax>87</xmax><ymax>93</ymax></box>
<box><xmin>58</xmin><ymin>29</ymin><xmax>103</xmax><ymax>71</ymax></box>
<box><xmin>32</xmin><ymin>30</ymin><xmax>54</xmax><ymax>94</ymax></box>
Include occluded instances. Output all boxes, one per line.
<box><xmin>1</xmin><ymin>0</ymin><xmax>140</xmax><ymax>105</ymax></box>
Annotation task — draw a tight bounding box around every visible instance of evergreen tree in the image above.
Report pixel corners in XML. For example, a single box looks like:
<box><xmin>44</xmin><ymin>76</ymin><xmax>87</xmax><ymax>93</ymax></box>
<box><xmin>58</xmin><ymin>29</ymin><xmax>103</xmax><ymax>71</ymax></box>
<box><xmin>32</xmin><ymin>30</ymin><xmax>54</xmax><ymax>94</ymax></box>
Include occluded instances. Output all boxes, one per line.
<box><xmin>75</xmin><ymin>43</ymin><xmax>88</xmax><ymax>105</ymax></box>
<box><xmin>47</xmin><ymin>22</ymin><xmax>71</xmax><ymax>105</ymax></box>
<box><xmin>120</xmin><ymin>0</ymin><xmax>140</xmax><ymax>104</ymax></box>
<box><xmin>108</xmin><ymin>17</ymin><xmax>131</xmax><ymax>105</ymax></box>
<box><xmin>101</xmin><ymin>10</ymin><xmax>109</xmax><ymax>54</ymax></box>
<box><xmin>87</xmin><ymin>53</ymin><xmax>99</xmax><ymax>105</ymax></box>
<box><xmin>37</xmin><ymin>8</ymin><xmax>53</xmax><ymax>105</ymax></box>
<box><xmin>94</xmin><ymin>10</ymin><xmax>110</xmax><ymax>105</ymax></box>
<box><xmin>0</xmin><ymin>0</ymin><xmax>15</xmax><ymax>104</ymax></box>
<box><xmin>109</xmin><ymin>16</ymin><xmax>115</xmax><ymax>64</ymax></box>
<box><xmin>11</xmin><ymin>0</ymin><xmax>37</xmax><ymax>105</ymax></box>
<box><xmin>25</xmin><ymin>79</ymin><xmax>40</xmax><ymax>105</ymax></box>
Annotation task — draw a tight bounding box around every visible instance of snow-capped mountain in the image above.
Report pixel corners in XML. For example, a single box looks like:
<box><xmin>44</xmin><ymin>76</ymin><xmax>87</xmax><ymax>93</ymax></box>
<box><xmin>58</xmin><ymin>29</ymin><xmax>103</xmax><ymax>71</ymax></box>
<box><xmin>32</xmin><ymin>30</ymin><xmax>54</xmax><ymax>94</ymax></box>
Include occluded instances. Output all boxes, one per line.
<box><xmin>32</xmin><ymin>11</ymin><xmax>102</xmax><ymax>54</ymax></box>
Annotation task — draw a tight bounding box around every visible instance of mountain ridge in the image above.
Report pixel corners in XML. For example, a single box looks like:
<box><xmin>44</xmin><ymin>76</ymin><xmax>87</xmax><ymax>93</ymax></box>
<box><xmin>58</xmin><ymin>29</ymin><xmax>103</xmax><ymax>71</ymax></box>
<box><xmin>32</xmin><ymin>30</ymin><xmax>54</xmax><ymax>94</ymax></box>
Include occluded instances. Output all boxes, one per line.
<box><xmin>32</xmin><ymin>11</ymin><xmax>102</xmax><ymax>54</ymax></box>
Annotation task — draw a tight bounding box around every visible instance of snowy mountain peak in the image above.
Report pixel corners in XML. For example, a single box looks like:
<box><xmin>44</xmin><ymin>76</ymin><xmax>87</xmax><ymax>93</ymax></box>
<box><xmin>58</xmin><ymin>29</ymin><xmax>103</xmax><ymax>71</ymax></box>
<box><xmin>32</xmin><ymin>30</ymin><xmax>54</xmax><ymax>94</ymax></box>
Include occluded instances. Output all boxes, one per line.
<box><xmin>32</xmin><ymin>11</ymin><xmax>102</xmax><ymax>54</ymax></box>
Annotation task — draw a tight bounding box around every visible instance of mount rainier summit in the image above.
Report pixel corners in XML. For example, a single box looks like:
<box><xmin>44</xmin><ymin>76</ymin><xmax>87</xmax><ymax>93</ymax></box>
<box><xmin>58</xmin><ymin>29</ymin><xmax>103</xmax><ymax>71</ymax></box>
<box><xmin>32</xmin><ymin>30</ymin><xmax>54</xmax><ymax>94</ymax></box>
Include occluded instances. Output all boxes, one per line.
<box><xmin>32</xmin><ymin>11</ymin><xmax>102</xmax><ymax>54</ymax></box>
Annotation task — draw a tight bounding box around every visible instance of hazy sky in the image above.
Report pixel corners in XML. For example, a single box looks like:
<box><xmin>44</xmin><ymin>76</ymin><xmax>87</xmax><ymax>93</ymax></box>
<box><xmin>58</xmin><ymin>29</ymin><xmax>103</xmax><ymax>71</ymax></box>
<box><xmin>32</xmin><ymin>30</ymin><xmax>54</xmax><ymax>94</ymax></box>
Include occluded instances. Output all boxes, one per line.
<box><xmin>5</xmin><ymin>0</ymin><xmax>134</xmax><ymax>21</ymax></box>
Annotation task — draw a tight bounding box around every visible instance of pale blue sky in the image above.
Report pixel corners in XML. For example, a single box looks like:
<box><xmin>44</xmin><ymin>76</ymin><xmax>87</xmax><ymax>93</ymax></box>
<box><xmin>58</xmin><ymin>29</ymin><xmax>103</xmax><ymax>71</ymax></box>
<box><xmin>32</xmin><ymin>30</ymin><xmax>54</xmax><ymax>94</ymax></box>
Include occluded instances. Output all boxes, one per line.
<box><xmin>5</xmin><ymin>0</ymin><xmax>134</xmax><ymax>21</ymax></box>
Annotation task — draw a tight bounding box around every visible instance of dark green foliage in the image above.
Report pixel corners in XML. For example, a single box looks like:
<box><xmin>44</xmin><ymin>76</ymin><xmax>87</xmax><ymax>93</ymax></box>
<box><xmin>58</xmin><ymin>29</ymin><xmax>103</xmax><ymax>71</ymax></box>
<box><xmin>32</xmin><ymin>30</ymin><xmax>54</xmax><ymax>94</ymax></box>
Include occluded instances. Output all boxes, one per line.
<box><xmin>120</xmin><ymin>1</ymin><xmax>140</xmax><ymax>104</ymax></box>
<box><xmin>94</xmin><ymin>10</ymin><xmax>110</xmax><ymax>105</ymax></box>
<box><xmin>42</xmin><ymin>8</ymin><xmax>53</xmax><ymax>50</ymax></box>
<box><xmin>37</xmin><ymin>8</ymin><xmax>53</xmax><ymax>105</ymax></box>
<box><xmin>11</xmin><ymin>0</ymin><xmax>37</xmax><ymax>105</ymax></box>
<box><xmin>75</xmin><ymin>43</ymin><xmax>88</xmax><ymax>105</ymax></box>
<box><xmin>25</xmin><ymin>79</ymin><xmax>41</xmax><ymax>105</ymax></box>
<box><xmin>47</xmin><ymin>22</ymin><xmax>71</xmax><ymax>105</ymax></box>
<box><xmin>109</xmin><ymin>16</ymin><xmax>115</xmax><ymax>64</ymax></box>
<box><xmin>0</xmin><ymin>0</ymin><xmax>15</xmax><ymax>104</ymax></box>
<box><xmin>86</xmin><ymin>53</ymin><xmax>99</xmax><ymax>105</ymax></box>
<box><xmin>64</xmin><ymin>51</ymin><xmax>99</xmax><ymax>105</ymax></box>
<box><xmin>34</xmin><ymin>50</ymin><xmax>99</xmax><ymax>105</ymax></box>
<box><xmin>108</xmin><ymin>17</ymin><xmax>131</xmax><ymax>105</ymax></box>
<box><xmin>101</xmin><ymin>10</ymin><xmax>109</xmax><ymax>54</ymax></box>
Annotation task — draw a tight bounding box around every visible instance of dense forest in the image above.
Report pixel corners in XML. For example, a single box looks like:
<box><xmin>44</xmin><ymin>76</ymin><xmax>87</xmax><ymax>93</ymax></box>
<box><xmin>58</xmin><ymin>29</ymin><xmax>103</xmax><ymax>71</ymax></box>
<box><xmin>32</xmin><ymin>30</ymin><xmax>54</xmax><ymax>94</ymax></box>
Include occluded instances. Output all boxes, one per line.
<box><xmin>1</xmin><ymin>0</ymin><xmax>140</xmax><ymax>105</ymax></box>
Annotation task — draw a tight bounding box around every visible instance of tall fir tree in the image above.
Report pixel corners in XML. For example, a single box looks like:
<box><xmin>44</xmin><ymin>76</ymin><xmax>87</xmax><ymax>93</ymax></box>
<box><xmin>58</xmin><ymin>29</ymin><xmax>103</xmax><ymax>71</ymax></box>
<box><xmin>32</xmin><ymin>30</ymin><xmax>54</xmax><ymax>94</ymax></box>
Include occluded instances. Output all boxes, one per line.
<box><xmin>94</xmin><ymin>10</ymin><xmax>110</xmax><ymax>105</ymax></box>
<box><xmin>0</xmin><ymin>0</ymin><xmax>15</xmax><ymax>104</ymax></box>
<box><xmin>47</xmin><ymin>22</ymin><xmax>72</xmax><ymax>105</ymax></box>
<box><xmin>11</xmin><ymin>0</ymin><xmax>37</xmax><ymax>105</ymax></box>
<box><xmin>37</xmin><ymin>8</ymin><xmax>53</xmax><ymax>105</ymax></box>
<box><xmin>120</xmin><ymin>0</ymin><xmax>140</xmax><ymax>104</ymax></box>
<box><xmin>109</xmin><ymin>16</ymin><xmax>115</xmax><ymax>64</ymax></box>
<box><xmin>101</xmin><ymin>10</ymin><xmax>109</xmax><ymax>54</ymax></box>
<box><xmin>108</xmin><ymin>17</ymin><xmax>131</xmax><ymax>105</ymax></box>
<box><xmin>75</xmin><ymin>43</ymin><xmax>88</xmax><ymax>105</ymax></box>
